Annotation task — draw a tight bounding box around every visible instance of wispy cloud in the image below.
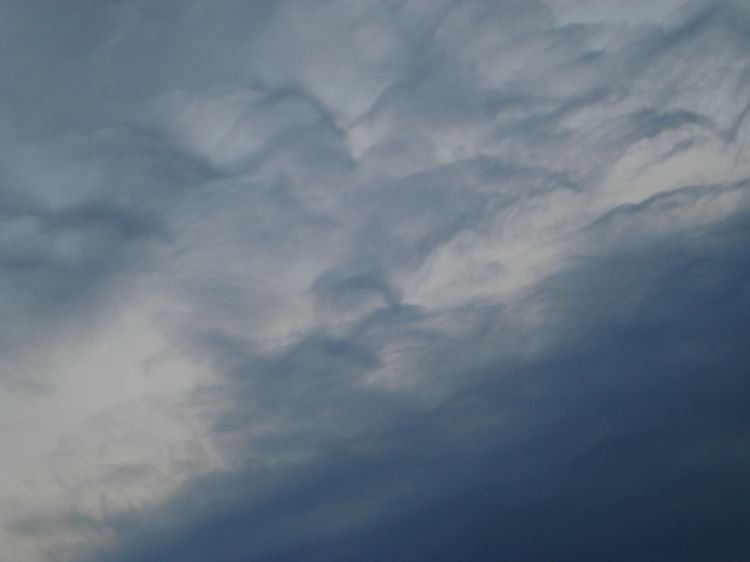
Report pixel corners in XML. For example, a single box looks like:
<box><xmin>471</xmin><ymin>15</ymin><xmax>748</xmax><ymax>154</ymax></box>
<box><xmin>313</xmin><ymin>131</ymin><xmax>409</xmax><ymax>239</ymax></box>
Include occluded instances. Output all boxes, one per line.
<box><xmin>1</xmin><ymin>1</ymin><xmax>748</xmax><ymax>560</ymax></box>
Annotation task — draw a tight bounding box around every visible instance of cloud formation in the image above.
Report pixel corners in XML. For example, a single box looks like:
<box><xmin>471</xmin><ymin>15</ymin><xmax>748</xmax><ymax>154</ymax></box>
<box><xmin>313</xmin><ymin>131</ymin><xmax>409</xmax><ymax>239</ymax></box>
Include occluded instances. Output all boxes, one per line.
<box><xmin>0</xmin><ymin>0</ymin><xmax>749</xmax><ymax>560</ymax></box>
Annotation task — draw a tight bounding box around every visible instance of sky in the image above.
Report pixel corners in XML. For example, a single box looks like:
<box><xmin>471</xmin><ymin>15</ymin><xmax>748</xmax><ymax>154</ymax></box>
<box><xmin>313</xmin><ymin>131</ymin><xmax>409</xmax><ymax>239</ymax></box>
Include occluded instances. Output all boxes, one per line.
<box><xmin>0</xmin><ymin>0</ymin><xmax>749</xmax><ymax>560</ymax></box>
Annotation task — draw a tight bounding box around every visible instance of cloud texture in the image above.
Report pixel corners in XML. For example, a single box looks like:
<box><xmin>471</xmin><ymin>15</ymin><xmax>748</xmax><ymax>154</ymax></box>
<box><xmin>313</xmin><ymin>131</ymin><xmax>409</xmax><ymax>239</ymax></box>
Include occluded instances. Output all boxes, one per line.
<box><xmin>0</xmin><ymin>0</ymin><xmax>749</xmax><ymax>560</ymax></box>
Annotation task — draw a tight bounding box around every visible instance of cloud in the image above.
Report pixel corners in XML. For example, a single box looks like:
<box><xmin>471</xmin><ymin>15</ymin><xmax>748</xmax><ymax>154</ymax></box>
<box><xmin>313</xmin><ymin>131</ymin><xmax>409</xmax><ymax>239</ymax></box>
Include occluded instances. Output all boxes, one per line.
<box><xmin>0</xmin><ymin>0</ymin><xmax>748</xmax><ymax>561</ymax></box>
<box><xmin>77</xmin><ymin>179</ymin><xmax>750</xmax><ymax>562</ymax></box>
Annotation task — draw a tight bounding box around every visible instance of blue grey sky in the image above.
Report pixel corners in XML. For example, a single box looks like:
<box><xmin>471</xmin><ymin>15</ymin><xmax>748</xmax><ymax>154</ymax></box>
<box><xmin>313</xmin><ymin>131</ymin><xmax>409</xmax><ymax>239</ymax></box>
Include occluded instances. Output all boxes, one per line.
<box><xmin>0</xmin><ymin>1</ymin><xmax>749</xmax><ymax>560</ymax></box>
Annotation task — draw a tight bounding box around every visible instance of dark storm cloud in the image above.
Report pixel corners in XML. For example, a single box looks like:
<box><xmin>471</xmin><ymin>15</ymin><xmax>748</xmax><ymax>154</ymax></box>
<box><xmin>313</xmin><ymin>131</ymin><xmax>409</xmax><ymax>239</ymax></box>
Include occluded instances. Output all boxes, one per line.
<box><xmin>75</xmin><ymin>180</ymin><xmax>750</xmax><ymax>562</ymax></box>
<box><xmin>1</xmin><ymin>0</ymin><xmax>749</xmax><ymax>560</ymax></box>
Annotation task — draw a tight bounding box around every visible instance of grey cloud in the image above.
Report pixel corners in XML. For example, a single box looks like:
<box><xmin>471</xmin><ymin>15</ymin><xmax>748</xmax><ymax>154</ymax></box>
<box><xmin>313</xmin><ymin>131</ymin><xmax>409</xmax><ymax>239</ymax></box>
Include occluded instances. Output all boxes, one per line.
<box><xmin>78</xmin><ymin>191</ymin><xmax>750</xmax><ymax>562</ymax></box>
<box><xmin>1</xmin><ymin>0</ymin><xmax>749</xmax><ymax>560</ymax></box>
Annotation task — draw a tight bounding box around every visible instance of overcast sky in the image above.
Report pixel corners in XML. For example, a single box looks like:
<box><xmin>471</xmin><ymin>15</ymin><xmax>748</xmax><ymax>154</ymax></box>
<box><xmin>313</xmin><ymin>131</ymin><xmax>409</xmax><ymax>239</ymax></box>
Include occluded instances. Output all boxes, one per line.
<box><xmin>0</xmin><ymin>0</ymin><xmax>749</xmax><ymax>560</ymax></box>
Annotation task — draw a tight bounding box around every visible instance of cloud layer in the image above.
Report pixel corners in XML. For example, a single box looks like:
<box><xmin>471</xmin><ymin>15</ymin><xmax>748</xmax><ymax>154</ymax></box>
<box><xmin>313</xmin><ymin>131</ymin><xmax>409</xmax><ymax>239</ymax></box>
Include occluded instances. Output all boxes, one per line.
<box><xmin>0</xmin><ymin>0</ymin><xmax>749</xmax><ymax>560</ymax></box>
